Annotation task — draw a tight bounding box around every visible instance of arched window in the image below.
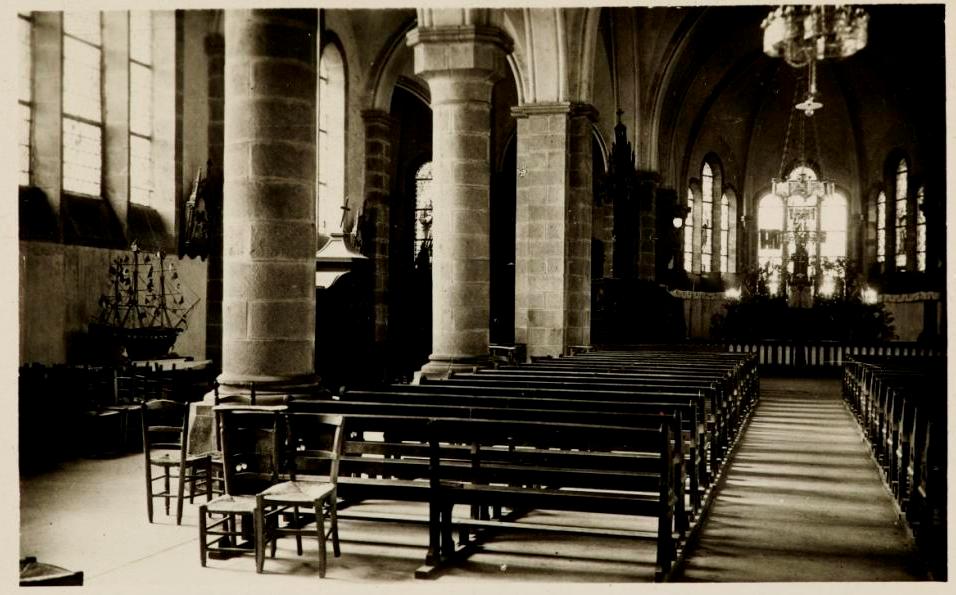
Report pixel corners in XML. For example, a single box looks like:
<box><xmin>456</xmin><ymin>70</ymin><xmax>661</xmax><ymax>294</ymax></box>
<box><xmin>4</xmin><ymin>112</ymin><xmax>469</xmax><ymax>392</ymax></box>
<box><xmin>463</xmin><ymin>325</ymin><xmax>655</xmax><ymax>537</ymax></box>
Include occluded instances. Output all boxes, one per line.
<box><xmin>916</xmin><ymin>186</ymin><xmax>926</xmax><ymax>271</ymax></box>
<box><xmin>701</xmin><ymin>163</ymin><xmax>713</xmax><ymax>273</ymax></box>
<box><xmin>413</xmin><ymin>161</ymin><xmax>434</xmax><ymax>265</ymax></box>
<box><xmin>895</xmin><ymin>159</ymin><xmax>908</xmax><ymax>269</ymax></box>
<box><xmin>317</xmin><ymin>42</ymin><xmax>345</xmax><ymax>235</ymax></box>
<box><xmin>683</xmin><ymin>187</ymin><xmax>694</xmax><ymax>273</ymax></box>
<box><xmin>719</xmin><ymin>194</ymin><xmax>730</xmax><ymax>273</ymax></box>
<box><xmin>876</xmin><ymin>191</ymin><xmax>886</xmax><ymax>263</ymax></box>
<box><xmin>757</xmin><ymin>193</ymin><xmax>785</xmax><ymax>294</ymax></box>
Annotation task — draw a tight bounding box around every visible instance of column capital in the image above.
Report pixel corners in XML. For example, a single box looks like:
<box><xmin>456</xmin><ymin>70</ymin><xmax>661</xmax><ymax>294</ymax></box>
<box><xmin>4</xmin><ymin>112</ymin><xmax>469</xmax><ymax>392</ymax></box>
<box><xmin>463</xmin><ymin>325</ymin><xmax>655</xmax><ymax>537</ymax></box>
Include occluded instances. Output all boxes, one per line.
<box><xmin>510</xmin><ymin>102</ymin><xmax>599</xmax><ymax>121</ymax></box>
<box><xmin>407</xmin><ymin>24</ymin><xmax>512</xmax><ymax>81</ymax></box>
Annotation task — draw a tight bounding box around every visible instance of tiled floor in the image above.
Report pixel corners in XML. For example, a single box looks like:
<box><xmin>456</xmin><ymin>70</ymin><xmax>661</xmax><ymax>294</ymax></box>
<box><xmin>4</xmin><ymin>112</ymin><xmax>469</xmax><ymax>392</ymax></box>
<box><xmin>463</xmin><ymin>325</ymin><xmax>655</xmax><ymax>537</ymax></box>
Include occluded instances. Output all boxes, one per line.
<box><xmin>20</xmin><ymin>377</ymin><xmax>931</xmax><ymax>588</ymax></box>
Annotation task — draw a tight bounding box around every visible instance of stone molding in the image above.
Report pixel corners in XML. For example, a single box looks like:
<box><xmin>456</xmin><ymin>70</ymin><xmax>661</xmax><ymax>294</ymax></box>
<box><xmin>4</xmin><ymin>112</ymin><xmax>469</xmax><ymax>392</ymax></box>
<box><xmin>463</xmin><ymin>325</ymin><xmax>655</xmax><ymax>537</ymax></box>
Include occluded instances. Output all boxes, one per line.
<box><xmin>407</xmin><ymin>24</ymin><xmax>512</xmax><ymax>80</ymax></box>
<box><xmin>510</xmin><ymin>102</ymin><xmax>598</xmax><ymax>121</ymax></box>
<box><xmin>406</xmin><ymin>24</ymin><xmax>513</xmax><ymax>54</ymax></box>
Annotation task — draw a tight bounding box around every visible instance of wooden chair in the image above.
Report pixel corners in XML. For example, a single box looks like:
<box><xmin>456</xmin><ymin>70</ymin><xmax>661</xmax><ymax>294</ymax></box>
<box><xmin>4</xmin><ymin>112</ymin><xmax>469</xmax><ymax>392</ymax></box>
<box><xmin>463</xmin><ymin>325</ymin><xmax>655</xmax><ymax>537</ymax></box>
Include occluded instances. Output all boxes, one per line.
<box><xmin>255</xmin><ymin>413</ymin><xmax>344</xmax><ymax>577</ymax></box>
<box><xmin>141</xmin><ymin>399</ymin><xmax>213</xmax><ymax>524</ymax></box>
<box><xmin>198</xmin><ymin>403</ymin><xmax>288</xmax><ymax>568</ymax></box>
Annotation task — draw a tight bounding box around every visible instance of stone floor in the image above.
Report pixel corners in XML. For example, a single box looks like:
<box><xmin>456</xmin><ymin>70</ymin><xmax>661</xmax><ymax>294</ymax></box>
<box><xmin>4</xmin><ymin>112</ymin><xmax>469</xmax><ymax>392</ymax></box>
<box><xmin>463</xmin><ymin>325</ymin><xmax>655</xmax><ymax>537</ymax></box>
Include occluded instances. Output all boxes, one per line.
<box><xmin>677</xmin><ymin>377</ymin><xmax>928</xmax><ymax>582</ymax></box>
<box><xmin>18</xmin><ymin>377</ymin><xmax>934</xmax><ymax>590</ymax></box>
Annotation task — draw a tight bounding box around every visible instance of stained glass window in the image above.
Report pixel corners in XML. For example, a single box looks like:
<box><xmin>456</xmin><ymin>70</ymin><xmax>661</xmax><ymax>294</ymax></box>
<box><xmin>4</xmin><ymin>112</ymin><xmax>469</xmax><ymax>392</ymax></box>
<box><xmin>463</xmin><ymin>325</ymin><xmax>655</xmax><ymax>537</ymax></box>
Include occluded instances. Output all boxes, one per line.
<box><xmin>701</xmin><ymin>163</ymin><xmax>713</xmax><ymax>273</ymax></box>
<box><xmin>720</xmin><ymin>194</ymin><xmax>730</xmax><ymax>273</ymax></box>
<box><xmin>895</xmin><ymin>159</ymin><xmax>908</xmax><ymax>269</ymax></box>
<box><xmin>413</xmin><ymin>162</ymin><xmax>434</xmax><ymax>264</ymax></box>
<box><xmin>916</xmin><ymin>186</ymin><xmax>926</xmax><ymax>272</ymax></box>
<box><xmin>876</xmin><ymin>191</ymin><xmax>886</xmax><ymax>263</ymax></box>
<box><xmin>683</xmin><ymin>187</ymin><xmax>694</xmax><ymax>273</ymax></box>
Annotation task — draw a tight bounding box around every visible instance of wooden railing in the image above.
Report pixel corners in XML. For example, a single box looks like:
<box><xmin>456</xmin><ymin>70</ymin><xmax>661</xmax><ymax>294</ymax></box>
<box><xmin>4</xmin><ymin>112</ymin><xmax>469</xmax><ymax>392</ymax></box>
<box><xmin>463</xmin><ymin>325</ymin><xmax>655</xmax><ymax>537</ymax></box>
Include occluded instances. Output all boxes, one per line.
<box><xmin>695</xmin><ymin>341</ymin><xmax>943</xmax><ymax>372</ymax></box>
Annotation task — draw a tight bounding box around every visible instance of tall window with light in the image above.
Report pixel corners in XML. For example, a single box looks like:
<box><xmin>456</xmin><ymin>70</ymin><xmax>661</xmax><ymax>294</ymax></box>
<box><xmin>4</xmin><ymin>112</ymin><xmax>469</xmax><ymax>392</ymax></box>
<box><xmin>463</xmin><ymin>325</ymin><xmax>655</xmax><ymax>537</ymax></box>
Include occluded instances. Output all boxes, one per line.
<box><xmin>683</xmin><ymin>187</ymin><xmax>694</xmax><ymax>273</ymax></box>
<box><xmin>757</xmin><ymin>193</ymin><xmax>784</xmax><ymax>294</ymax></box>
<box><xmin>413</xmin><ymin>162</ymin><xmax>434</xmax><ymax>265</ymax></box>
<box><xmin>317</xmin><ymin>43</ymin><xmax>345</xmax><ymax>235</ymax></box>
<box><xmin>701</xmin><ymin>164</ymin><xmax>713</xmax><ymax>273</ymax></box>
<box><xmin>62</xmin><ymin>12</ymin><xmax>104</xmax><ymax>197</ymax></box>
<box><xmin>819</xmin><ymin>192</ymin><xmax>847</xmax><ymax>297</ymax></box>
<box><xmin>916</xmin><ymin>186</ymin><xmax>926</xmax><ymax>271</ymax></box>
<box><xmin>129</xmin><ymin>11</ymin><xmax>153</xmax><ymax>205</ymax></box>
<box><xmin>894</xmin><ymin>159</ymin><xmax>908</xmax><ymax>269</ymax></box>
<box><xmin>719</xmin><ymin>194</ymin><xmax>730</xmax><ymax>273</ymax></box>
<box><xmin>19</xmin><ymin>12</ymin><xmax>33</xmax><ymax>186</ymax></box>
<box><xmin>876</xmin><ymin>191</ymin><xmax>886</xmax><ymax>263</ymax></box>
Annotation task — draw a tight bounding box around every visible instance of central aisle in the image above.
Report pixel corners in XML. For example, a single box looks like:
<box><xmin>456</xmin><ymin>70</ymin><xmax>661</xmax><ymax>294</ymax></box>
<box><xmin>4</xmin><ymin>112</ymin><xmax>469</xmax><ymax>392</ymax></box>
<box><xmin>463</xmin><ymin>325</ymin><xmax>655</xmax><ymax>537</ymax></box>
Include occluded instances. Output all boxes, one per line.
<box><xmin>678</xmin><ymin>377</ymin><xmax>926</xmax><ymax>582</ymax></box>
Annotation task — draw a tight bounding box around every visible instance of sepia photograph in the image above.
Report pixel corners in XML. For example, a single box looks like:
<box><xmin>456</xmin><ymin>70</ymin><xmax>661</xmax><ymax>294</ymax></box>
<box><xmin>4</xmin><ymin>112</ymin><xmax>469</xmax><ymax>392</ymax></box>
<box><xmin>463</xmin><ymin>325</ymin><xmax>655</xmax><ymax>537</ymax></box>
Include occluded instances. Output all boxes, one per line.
<box><xmin>11</xmin><ymin>1</ymin><xmax>949</xmax><ymax>590</ymax></box>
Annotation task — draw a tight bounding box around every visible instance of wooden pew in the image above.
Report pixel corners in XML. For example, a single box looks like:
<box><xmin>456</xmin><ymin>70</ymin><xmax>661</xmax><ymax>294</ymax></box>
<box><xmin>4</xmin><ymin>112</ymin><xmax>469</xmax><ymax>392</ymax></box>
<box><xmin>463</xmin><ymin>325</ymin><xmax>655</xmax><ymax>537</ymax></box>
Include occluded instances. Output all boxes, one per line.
<box><xmin>842</xmin><ymin>356</ymin><xmax>946</xmax><ymax>580</ymax></box>
<box><xmin>435</xmin><ymin>372</ymin><xmax>731</xmax><ymax>474</ymax></box>
<box><xmin>424</xmin><ymin>417</ymin><xmax>679</xmax><ymax>580</ymax></box>
<box><xmin>336</xmin><ymin>384</ymin><xmax>705</xmax><ymax>511</ymax></box>
<box><xmin>293</xmin><ymin>395</ymin><xmax>691</xmax><ymax>530</ymax></box>
<box><xmin>287</xmin><ymin>412</ymin><xmax>679</xmax><ymax>580</ymax></box>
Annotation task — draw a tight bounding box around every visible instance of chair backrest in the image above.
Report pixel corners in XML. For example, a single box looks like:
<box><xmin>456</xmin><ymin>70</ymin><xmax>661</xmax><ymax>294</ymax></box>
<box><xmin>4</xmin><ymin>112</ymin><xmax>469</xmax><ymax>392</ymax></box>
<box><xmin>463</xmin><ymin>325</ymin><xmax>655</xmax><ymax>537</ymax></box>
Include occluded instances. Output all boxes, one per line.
<box><xmin>142</xmin><ymin>399</ymin><xmax>188</xmax><ymax>460</ymax></box>
<box><xmin>212</xmin><ymin>389</ymin><xmax>289</xmax><ymax>452</ymax></box>
<box><xmin>215</xmin><ymin>405</ymin><xmax>289</xmax><ymax>496</ymax></box>
<box><xmin>284</xmin><ymin>413</ymin><xmax>344</xmax><ymax>484</ymax></box>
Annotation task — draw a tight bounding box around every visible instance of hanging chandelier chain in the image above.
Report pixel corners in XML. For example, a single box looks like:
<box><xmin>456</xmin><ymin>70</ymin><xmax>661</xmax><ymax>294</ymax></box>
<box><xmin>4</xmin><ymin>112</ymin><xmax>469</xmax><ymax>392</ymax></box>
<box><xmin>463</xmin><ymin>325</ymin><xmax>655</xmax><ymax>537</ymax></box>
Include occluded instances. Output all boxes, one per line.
<box><xmin>809</xmin><ymin>99</ymin><xmax>823</xmax><ymax>176</ymax></box>
<box><xmin>778</xmin><ymin>77</ymin><xmax>801</xmax><ymax>179</ymax></box>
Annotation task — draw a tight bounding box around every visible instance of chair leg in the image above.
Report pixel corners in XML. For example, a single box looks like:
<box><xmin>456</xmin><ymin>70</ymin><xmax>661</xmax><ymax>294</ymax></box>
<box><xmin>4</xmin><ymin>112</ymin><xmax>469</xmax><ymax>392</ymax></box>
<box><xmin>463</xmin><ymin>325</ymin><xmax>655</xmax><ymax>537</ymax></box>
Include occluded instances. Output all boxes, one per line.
<box><xmin>269</xmin><ymin>511</ymin><xmax>277</xmax><ymax>559</ymax></box>
<box><xmin>293</xmin><ymin>506</ymin><xmax>303</xmax><ymax>556</ymax></box>
<box><xmin>176</xmin><ymin>463</ymin><xmax>187</xmax><ymax>525</ymax></box>
<box><xmin>145</xmin><ymin>461</ymin><xmax>154</xmax><ymax>523</ymax></box>
<box><xmin>329</xmin><ymin>497</ymin><xmax>340</xmax><ymax>558</ymax></box>
<box><xmin>255</xmin><ymin>496</ymin><xmax>266</xmax><ymax>574</ymax></box>
<box><xmin>164</xmin><ymin>466</ymin><xmax>171</xmax><ymax>516</ymax></box>
<box><xmin>205</xmin><ymin>459</ymin><xmax>213</xmax><ymax>502</ymax></box>
<box><xmin>315</xmin><ymin>500</ymin><xmax>327</xmax><ymax>578</ymax></box>
<box><xmin>199</xmin><ymin>505</ymin><xmax>208</xmax><ymax>567</ymax></box>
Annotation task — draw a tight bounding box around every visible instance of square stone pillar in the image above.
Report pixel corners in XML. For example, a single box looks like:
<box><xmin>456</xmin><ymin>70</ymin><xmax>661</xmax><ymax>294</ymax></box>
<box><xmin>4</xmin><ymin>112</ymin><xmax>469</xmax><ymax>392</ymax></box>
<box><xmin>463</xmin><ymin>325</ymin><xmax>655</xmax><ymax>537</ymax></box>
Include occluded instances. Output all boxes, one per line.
<box><xmin>512</xmin><ymin>103</ymin><xmax>595</xmax><ymax>358</ymax></box>
<box><xmin>407</xmin><ymin>25</ymin><xmax>512</xmax><ymax>378</ymax></box>
<box><xmin>361</xmin><ymin>109</ymin><xmax>396</xmax><ymax>348</ymax></box>
<box><xmin>219</xmin><ymin>9</ymin><xmax>318</xmax><ymax>393</ymax></box>
<box><xmin>636</xmin><ymin>172</ymin><xmax>661</xmax><ymax>280</ymax></box>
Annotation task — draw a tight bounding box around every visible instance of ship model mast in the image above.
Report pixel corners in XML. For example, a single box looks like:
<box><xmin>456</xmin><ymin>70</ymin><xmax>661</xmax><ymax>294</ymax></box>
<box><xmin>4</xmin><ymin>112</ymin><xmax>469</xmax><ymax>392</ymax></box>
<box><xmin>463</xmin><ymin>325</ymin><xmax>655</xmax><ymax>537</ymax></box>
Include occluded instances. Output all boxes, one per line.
<box><xmin>93</xmin><ymin>242</ymin><xmax>196</xmax><ymax>360</ymax></box>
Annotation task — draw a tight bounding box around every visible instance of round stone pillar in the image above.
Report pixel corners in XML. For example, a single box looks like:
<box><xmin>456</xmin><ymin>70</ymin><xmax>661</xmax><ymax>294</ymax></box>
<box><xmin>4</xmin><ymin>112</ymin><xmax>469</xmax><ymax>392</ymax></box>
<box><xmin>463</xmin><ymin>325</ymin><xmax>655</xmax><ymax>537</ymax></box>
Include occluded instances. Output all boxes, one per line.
<box><xmin>219</xmin><ymin>9</ymin><xmax>318</xmax><ymax>393</ymax></box>
<box><xmin>407</xmin><ymin>26</ymin><xmax>512</xmax><ymax>379</ymax></box>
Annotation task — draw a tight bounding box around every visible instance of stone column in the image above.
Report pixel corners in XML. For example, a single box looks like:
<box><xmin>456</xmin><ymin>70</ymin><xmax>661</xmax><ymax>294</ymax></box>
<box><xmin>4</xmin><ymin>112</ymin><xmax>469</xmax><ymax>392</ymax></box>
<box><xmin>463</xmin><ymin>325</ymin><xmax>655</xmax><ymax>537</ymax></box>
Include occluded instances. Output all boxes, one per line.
<box><xmin>219</xmin><ymin>9</ymin><xmax>318</xmax><ymax>392</ymax></box>
<box><xmin>512</xmin><ymin>103</ymin><xmax>594</xmax><ymax>358</ymax></box>
<box><xmin>205</xmin><ymin>32</ymin><xmax>225</xmax><ymax>367</ymax></box>
<box><xmin>407</xmin><ymin>25</ymin><xmax>511</xmax><ymax>378</ymax></box>
<box><xmin>361</xmin><ymin>109</ymin><xmax>396</xmax><ymax>348</ymax></box>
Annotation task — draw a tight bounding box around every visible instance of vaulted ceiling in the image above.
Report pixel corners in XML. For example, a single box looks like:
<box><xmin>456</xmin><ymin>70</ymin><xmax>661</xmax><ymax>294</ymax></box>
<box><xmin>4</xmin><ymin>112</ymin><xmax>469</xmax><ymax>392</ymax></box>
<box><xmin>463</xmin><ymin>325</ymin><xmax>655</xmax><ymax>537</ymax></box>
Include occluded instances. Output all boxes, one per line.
<box><xmin>597</xmin><ymin>4</ymin><xmax>944</xmax><ymax>212</ymax></box>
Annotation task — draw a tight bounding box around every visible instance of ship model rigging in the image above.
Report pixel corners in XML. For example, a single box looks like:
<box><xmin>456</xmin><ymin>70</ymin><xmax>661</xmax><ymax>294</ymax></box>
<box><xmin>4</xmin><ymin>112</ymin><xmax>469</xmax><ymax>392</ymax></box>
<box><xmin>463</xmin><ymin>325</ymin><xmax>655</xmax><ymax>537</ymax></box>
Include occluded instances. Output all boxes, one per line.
<box><xmin>91</xmin><ymin>241</ymin><xmax>197</xmax><ymax>360</ymax></box>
